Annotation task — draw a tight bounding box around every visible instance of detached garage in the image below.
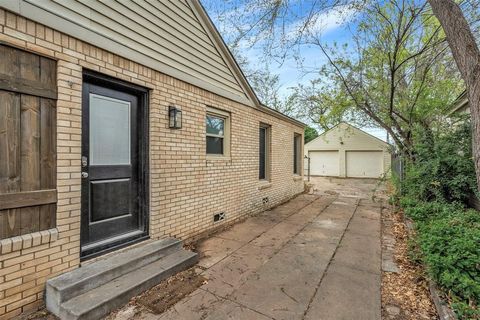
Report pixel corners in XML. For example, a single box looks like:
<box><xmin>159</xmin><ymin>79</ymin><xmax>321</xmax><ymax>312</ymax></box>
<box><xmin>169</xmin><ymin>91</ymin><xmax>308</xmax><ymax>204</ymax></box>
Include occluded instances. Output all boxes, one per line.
<box><xmin>305</xmin><ymin>123</ymin><xmax>391</xmax><ymax>178</ymax></box>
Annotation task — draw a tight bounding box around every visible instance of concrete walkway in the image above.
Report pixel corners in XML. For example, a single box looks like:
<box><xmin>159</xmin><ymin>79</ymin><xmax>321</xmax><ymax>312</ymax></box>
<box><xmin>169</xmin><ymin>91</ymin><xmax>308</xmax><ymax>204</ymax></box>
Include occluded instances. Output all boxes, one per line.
<box><xmin>115</xmin><ymin>180</ymin><xmax>383</xmax><ymax>320</ymax></box>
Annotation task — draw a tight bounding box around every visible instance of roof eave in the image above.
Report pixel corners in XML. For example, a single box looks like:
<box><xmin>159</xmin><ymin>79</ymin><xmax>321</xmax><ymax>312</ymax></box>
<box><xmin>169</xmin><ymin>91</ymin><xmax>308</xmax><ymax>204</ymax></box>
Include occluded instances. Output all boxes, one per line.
<box><xmin>190</xmin><ymin>1</ymin><xmax>305</xmax><ymax>128</ymax></box>
<box><xmin>448</xmin><ymin>90</ymin><xmax>469</xmax><ymax>116</ymax></box>
<box><xmin>259</xmin><ymin>104</ymin><xmax>307</xmax><ymax>128</ymax></box>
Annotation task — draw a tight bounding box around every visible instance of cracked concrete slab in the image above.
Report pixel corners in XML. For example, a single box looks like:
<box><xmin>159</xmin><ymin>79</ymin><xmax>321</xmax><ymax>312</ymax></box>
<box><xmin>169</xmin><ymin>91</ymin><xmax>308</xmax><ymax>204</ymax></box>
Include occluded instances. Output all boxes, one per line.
<box><xmin>156</xmin><ymin>289</ymin><xmax>224</xmax><ymax>320</ymax></box>
<box><xmin>214</xmin><ymin>219</ymin><xmax>275</xmax><ymax>243</ymax></box>
<box><xmin>201</xmin><ymin>244</ymin><xmax>275</xmax><ymax>297</ymax></box>
<box><xmin>196</xmin><ymin>237</ymin><xmax>244</xmax><ymax>268</ymax></box>
<box><xmin>112</xmin><ymin>178</ymin><xmax>384</xmax><ymax>320</ymax></box>
<box><xmin>304</xmin><ymin>263</ymin><xmax>381</xmax><ymax>320</ymax></box>
<box><xmin>203</xmin><ymin>299</ymin><xmax>272</xmax><ymax>320</ymax></box>
<box><xmin>332</xmin><ymin>232</ymin><xmax>382</xmax><ymax>275</ymax></box>
<box><xmin>249</xmin><ymin>220</ymin><xmax>305</xmax><ymax>250</ymax></box>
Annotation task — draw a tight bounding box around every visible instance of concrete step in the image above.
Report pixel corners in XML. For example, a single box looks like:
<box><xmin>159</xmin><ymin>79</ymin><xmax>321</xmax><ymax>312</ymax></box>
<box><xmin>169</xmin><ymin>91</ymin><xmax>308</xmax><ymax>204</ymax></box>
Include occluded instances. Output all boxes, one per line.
<box><xmin>58</xmin><ymin>249</ymin><xmax>198</xmax><ymax>320</ymax></box>
<box><xmin>46</xmin><ymin>238</ymin><xmax>183</xmax><ymax>316</ymax></box>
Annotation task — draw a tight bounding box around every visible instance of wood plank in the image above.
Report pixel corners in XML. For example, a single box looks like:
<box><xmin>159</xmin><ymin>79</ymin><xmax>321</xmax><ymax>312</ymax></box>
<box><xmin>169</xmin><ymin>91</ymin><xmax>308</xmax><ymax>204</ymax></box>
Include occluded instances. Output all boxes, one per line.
<box><xmin>0</xmin><ymin>74</ymin><xmax>57</xmax><ymax>99</ymax></box>
<box><xmin>0</xmin><ymin>45</ymin><xmax>20</xmax><ymax>76</ymax></box>
<box><xmin>0</xmin><ymin>92</ymin><xmax>21</xmax><ymax>192</ymax></box>
<box><xmin>40</xmin><ymin>98</ymin><xmax>57</xmax><ymax>230</ymax></box>
<box><xmin>20</xmin><ymin>94</ymin><xmax>41</xmax><ymax>234</ymax></box>
<box><xmin>0</xmin><ymin>45</ymin><xmax>57</xmax><ymax>99</ymax></box>
<box><xmin>0</xmin><ymin>210</ymin><xmax>7</xmax><ymax>239</ymax></box>
<box><xmin>19</xmin><ymin>48</ymin><xmax>41</xmax><ymax>82</ymax></box>
<box><xmin>0</xmin><ymin>91</ymin><xmax>21</xmax><ymax>238</ymax></box>
<box><xmin>0</xmin><ymin>189</ymin><xmax>57</xmax><ymax>210</ymax></box>
<box><xmin>40</xmin><ymin>57</ymin><xmax>57</xmax><ymax>92</ymax></box>
<box><xmin>19</xmin><ymin>49</ymin><xmax>42</xmax><ymax>235</ymax></box>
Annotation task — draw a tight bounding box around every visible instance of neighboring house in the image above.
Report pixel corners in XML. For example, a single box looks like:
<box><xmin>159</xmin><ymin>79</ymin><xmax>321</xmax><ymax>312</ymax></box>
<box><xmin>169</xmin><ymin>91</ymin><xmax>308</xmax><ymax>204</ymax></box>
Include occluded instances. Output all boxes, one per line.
<box><xmin>448</xmin><ymin>91</ymin><xmax>480</xmax><ymax>210</ymax></box>
<box><xmin>449</xmin><ymin>91</ymin><xmax>469</xmax><ymax>116</ymax></box>
<box><xmin>0</xmin><ymin>1</ymin><xmax>305</xmax><ymax>318</ymax></box>
<box><xmin>304</xmin><ymin>123</ymin><xmax>391</xmax><ymax>178</ymax></box>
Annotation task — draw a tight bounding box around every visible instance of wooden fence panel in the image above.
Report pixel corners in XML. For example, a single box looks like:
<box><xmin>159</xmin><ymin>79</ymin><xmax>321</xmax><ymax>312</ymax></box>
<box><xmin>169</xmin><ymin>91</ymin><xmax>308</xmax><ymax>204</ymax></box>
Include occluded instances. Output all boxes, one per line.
<box><xmin>0</xmin><ymin>44</ymin><xmax>57</xmax><ymax>239</ymax></box>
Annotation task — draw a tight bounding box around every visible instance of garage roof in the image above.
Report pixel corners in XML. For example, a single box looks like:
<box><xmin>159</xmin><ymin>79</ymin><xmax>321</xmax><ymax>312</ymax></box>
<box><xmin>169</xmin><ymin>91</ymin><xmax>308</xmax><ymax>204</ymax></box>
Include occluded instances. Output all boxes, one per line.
<box><xmin>305</xmin><ymin>122</ymin><xmax>390</xmax><ymax>148</ymax></box>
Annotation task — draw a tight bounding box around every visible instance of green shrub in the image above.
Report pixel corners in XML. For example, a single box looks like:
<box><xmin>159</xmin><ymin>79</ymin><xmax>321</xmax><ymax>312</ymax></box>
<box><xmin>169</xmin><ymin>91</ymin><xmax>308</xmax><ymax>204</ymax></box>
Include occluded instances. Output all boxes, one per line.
<box><xmin>402</xmin><ymin>200</ymin><xmax>464</xmax><ymax>221</ymax></box>
<box><xmin>404</xmin><ymin>202</ymin><xmax>480</xmax><ymax>319</ymax></box>
<box><xmin>395</xmin><ymin>119</ymin><xmax>480</xmax><ymax>318</ymax></box>
<box><xmin>400</xmin><ymin>121</ymin><xmax>477</xmax><ymax>205</ymax></box>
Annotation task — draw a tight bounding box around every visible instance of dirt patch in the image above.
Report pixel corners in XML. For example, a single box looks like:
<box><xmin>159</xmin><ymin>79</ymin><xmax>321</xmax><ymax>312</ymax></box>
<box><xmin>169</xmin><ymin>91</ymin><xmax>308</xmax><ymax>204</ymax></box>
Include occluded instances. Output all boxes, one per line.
<box><xmin>107</xmin><ymin>267</ymin><xmax>206</xmax><ymax>319</ymax></box>
<box><xmin>136</xmin><ymin>268</ymin><xmax>206</xmax><ymax>314</ymax></box>
<box><xmin>22</xmin><ymin>308</ymin><xmax>58</xmax><ymax>320</ymax></box>
<box><xmin>381</xmin><ymin>208</ymin><xmax>437</xmax><ymax>320</ymax></box>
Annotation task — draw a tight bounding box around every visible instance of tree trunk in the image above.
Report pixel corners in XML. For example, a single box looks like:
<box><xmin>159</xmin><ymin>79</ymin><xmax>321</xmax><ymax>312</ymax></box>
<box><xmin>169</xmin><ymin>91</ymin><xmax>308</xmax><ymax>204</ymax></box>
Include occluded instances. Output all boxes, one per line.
<box><xmin>428</xmin><ymin>0</ymin><xmax>480</xmax><ymax>192</ymax></box>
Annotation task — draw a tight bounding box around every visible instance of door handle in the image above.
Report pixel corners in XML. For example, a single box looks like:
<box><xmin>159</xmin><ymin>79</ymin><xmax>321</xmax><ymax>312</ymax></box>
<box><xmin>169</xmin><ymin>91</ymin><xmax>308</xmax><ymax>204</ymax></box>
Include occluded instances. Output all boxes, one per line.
<box><xmin>81</xmin><ymin>172</ymin><xmax>89</xmax><ymax>178</ymax></box>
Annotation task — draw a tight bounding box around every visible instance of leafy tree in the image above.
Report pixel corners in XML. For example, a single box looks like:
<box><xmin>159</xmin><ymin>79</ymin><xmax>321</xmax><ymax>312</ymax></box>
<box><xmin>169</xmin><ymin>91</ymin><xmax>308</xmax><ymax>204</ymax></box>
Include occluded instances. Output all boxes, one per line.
<box><xmin>304</xmin><ymin>126</ymin><xmax>318</xmax><ymax>143</ymax></box>
<box><xmin>224</xmin><ymin>44</ymin><xmax>299</xmax><ymax>115</ymax></box>
<box><xmin>428</xmin><ymin>0</ymin><xmax>480</xmax><ymax>191</ymax></box>
<box><xmin>248</xmin><ymin>66</ymin><xmax>298</xmax><ymax>116</ymax></box>
<box><xmin>206</xmin><ymin>0</ymin><xmax>464</xmax><ymax>157</ymax></box>
<box><xmin>296</xmin><ymin>1</ymin><xmax>463</xmax><ymax>157</ymax></box>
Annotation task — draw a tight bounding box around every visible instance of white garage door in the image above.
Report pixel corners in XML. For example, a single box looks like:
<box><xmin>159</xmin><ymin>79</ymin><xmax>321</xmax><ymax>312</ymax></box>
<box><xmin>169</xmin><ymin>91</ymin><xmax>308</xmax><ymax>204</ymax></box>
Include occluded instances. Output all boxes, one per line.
<box><xmin>309</xmin><ymin>151</ymin><xmax>339</xmax><ymax>176</ymax></box>
<box><xmin>346</xmin><ymin>151</ymin><xmax>383</xmax><ymax>178</ymax></box>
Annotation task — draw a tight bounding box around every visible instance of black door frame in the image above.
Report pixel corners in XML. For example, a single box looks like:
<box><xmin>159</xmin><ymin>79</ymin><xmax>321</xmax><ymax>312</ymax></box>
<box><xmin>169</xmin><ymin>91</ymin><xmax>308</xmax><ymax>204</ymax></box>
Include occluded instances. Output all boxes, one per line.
<box><xmin>80</xmin><ymin>69</ymin><xmax>150</xmax><ymax>260</ymax></box>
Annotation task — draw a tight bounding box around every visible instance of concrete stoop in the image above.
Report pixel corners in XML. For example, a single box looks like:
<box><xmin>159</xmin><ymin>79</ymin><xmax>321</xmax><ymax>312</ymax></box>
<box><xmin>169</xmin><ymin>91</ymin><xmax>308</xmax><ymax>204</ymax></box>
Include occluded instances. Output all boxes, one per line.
<box><xmin>45</xmin><ymin>238</ymin><xmax>198</xmax><ymax>320</ymax></box>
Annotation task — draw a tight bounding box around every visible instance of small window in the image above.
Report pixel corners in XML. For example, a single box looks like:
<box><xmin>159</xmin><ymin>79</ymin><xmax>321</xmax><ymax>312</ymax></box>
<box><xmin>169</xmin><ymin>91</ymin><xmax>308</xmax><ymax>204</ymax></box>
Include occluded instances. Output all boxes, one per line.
<box><xmin>206</xmin><ymin>107</ymin><xmax>230</xmax><ymax>156</ymax></box>
<box><xmin>259</xmin><ymin>124</ymin><xmax>270</xmax><ymax>180</ymax></box>
<box><xmin>294</xmin><ymin>133</ymin><xmax>302</xmax><ymax>174</ymax></box>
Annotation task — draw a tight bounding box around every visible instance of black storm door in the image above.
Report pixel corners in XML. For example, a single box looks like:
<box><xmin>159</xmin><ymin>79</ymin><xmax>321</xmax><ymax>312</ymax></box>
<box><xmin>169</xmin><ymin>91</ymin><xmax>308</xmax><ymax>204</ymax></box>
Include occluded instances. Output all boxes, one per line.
<box><xmin>81</xmin><ymin>73</ymin><xmax>148</xmax><ymax>258</ymax></box>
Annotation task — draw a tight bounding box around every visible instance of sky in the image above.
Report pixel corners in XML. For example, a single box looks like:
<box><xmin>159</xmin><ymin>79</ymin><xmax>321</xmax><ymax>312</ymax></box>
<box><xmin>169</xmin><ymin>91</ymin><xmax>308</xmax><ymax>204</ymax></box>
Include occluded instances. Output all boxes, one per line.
<box><xmin>202</xmin><ymin>1</ymin><xmax>388</xmax><ymax>141</ymax></box>
<box><xmin>203</xmin><ymin>1</ymin><xmax>356</xmax><ymax>94</ymax></box>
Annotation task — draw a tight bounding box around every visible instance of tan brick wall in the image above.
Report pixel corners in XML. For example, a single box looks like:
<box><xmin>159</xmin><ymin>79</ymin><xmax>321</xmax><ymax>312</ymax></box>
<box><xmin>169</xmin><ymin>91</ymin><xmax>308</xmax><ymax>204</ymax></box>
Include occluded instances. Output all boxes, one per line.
<box><xmin>0</xmin><ymin>9</ymin><xmax>304</xmax><ymax>318</ymax></box>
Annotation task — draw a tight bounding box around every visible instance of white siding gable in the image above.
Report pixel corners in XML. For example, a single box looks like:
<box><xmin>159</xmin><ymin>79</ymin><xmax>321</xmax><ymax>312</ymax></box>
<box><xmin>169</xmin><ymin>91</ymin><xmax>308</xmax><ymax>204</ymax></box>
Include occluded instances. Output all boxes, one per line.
<box><xmin>1</xmin><ymin>0</ymin><xmax>255</xmax><ymax>105</ymax></box>
<box><xmin>305</xmin><ymin>123</ymin><xmax>388</xmax><ymax>151</ymax></box>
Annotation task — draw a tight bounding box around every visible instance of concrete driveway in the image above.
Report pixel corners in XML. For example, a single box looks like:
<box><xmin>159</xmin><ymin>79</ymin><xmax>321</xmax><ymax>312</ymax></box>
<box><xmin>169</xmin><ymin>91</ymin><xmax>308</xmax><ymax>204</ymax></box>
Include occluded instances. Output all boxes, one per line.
<box><xmin>115</xmin><ymin>178</ymin><xmax>384</xmax><ymax>320</ymax></box>
<box><xmin>309</xmin><ymin>176</ymin><xmax>388</xmax><ymax>199</ymax></box>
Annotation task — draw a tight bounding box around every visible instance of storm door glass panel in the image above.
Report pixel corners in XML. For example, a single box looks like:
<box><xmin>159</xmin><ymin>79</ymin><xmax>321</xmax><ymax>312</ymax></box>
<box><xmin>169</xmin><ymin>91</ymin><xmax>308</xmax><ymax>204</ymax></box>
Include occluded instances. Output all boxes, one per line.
<box><xmin>89</xmin><ymin>94</ymin><xmax>131</xmax><ymax>165</ymax></box>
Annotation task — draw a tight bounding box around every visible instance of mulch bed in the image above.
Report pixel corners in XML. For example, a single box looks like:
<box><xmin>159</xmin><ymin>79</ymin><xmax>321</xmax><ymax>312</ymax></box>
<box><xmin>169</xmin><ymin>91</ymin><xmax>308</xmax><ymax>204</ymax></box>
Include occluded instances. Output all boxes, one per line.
<box><xmin>381</xmin><ymin>207</ymin><xmax>438</xmax><ymax>320</ymax></box>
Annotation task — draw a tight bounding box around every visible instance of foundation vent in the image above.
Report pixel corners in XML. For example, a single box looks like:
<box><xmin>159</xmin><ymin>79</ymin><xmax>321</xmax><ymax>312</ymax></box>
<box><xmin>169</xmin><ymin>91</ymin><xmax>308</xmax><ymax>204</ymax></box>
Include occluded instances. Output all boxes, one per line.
<box><xmin>213</xmin><ymin>212</ymin><xmax>226</xmax><ymax>222</ymax></box>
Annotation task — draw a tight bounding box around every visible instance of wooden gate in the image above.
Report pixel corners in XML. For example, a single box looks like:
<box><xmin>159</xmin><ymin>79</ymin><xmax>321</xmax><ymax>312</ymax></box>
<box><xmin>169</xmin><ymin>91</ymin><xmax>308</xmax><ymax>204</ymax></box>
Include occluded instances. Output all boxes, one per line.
<box><xmin>0</xmin><ymin>44</ymin><xmax>57</xmax><ymax>239</ymax></box>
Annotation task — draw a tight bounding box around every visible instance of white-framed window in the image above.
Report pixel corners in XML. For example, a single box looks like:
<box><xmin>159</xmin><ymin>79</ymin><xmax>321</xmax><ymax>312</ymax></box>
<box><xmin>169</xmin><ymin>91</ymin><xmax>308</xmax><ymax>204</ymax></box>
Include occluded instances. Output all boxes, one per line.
<box><xmin>206</xmin><ymin>107</ymin><xmax>230</xmax><ymax>157</ymax></box>
<box><xmin>259</xmin><ymin>123</ymin><xmax>271</xmax><ymax>180</ymax></box>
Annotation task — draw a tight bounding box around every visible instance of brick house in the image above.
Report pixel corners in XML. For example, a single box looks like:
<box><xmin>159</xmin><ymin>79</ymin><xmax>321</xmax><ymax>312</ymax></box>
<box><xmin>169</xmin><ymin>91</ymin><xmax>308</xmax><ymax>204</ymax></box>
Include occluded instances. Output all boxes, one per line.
<box><xmin>0</xmin><ymin>1</ymin><xmax>305</xmax><ymax>318</ymax></box>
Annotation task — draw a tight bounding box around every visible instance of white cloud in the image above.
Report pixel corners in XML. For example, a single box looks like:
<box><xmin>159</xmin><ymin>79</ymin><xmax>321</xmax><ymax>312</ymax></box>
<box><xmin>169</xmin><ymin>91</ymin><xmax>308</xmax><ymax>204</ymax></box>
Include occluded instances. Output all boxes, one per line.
<box><xmin>286</xmin><ymin>5</ymin><xmax>357</xmax><ymax>39</ymax></box>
